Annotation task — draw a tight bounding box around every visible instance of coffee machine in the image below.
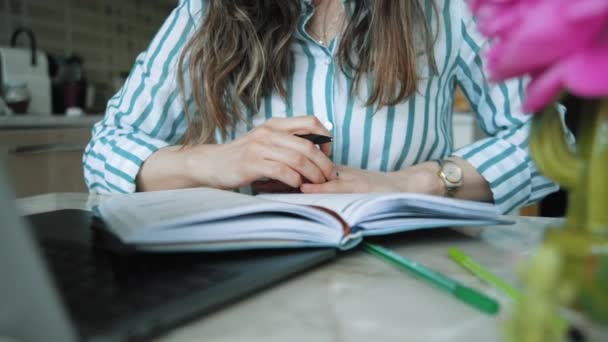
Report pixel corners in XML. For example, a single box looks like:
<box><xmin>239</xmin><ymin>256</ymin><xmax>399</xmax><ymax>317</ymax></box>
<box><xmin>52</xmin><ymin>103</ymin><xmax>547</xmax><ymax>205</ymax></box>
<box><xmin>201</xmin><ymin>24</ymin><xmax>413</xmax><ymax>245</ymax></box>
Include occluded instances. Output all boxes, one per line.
<box><xmin>0</xmin><ymin>28</ymin><xmax>52</xmax><ymax>115</ymax></box>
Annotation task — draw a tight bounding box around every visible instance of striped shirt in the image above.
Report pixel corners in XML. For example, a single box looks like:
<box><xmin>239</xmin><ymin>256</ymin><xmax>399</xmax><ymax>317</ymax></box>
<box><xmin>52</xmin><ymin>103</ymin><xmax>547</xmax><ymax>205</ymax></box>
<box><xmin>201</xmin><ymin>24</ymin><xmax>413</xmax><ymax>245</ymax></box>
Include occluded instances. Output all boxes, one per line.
<box><xmin>83</xmin><ymin>0</ymin><xmax>558</xmax><ymax>214</ymax></box>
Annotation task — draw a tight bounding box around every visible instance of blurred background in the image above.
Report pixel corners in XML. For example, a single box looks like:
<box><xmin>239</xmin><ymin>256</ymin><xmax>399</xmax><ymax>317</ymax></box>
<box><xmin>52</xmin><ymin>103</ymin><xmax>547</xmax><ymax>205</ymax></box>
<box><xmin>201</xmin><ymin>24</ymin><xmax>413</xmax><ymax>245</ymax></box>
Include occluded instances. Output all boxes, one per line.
<box><xmin>0</xmin><ymin>0</ymin><xmax>566</xmax><ymax>217</ymax></box>
<box><xmin>1</xmin><ymin>0</ymin><xmax>174</xmax><ymax>115</ymax></box>
<box><xmin>0</xmin><ymin>0</ymin><xmax>174</xmax><ymax>197</ymax></box>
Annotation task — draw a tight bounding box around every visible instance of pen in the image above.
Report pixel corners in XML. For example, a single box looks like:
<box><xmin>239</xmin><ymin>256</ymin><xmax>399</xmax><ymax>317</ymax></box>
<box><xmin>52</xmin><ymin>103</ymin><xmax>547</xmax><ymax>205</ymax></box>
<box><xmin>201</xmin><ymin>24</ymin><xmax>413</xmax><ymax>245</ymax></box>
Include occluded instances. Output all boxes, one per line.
<box><xmin>362</xmin><ymin>242</ymin><xmax>499</xmax><ymax>315</ymax></box>
<box><xmin>447</xmin><ymin>247</ymin><xmax>571</xmax><ymax>333</ymax></box>
<box><xmin>448</xmin><ymin>247</ymin><xmax>521</xmax><ymax>301</ymax></box>
<box><xmin>295</xmin><ymin>133</ymin><xmax>332</xmax><ymax>145</ymax></box>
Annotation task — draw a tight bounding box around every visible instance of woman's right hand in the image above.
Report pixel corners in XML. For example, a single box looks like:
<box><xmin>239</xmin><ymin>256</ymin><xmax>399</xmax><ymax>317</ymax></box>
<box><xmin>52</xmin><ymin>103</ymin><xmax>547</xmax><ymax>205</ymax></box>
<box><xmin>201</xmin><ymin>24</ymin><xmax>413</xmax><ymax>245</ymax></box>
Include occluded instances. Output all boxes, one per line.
<box><xmin>185</xmin><ymin>116</ymin><xmax>335</xmax><ymax>190</ymax></box>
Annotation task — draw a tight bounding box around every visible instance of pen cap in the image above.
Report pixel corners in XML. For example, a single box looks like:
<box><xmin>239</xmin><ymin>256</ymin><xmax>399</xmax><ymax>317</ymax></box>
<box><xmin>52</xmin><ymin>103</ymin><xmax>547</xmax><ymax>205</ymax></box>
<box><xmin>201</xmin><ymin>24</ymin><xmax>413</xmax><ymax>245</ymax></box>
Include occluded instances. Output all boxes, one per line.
<box><xmin>448</xmin><ymin>247</ymin><xmax>468</xmax><ymax>264</ymax></box>
<box><xmin>453</xmin><ymin>285</ymin><xmax>499</xmax><ymax>314</ymax></box>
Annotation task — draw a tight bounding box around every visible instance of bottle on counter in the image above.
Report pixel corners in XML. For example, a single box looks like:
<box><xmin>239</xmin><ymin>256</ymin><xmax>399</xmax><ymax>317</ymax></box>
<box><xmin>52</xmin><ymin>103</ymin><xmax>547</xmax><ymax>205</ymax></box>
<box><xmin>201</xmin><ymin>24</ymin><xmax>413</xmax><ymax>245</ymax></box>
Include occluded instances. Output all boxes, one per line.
<box><xmin>50</xmin><ymin>54</ymin><xmax>87</xmax><ymax>115</ymax></box>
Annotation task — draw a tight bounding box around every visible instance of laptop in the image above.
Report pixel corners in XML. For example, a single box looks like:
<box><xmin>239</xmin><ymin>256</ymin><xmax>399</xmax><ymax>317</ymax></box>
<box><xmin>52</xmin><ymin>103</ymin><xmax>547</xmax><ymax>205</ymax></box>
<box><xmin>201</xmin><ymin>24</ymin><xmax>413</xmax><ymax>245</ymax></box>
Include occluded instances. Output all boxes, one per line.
<box><xmin>0</xmin><ymin>164</ymin><xmax>336</xmax><ymax>342</ymax></box>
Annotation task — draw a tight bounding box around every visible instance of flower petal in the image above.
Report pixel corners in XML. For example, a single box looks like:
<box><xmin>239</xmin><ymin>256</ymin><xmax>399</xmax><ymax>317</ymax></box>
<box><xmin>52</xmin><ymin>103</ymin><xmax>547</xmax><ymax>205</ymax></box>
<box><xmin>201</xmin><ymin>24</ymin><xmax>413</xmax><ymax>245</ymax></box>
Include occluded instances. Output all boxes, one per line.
<box><xmin>564</xmin><ymin>0</ymin><xmax>608</xmax><ymax>22</ymax></box>
<box><xmin>524</xmin><ymin>66</ymin><xmax>564</xmax><ymax>113</ymax></box>
<box><xmin>474</xmin><ymin>0</ymin><xmax>608</xmax><ymax>82</ymax></box>
<box><xmin>562</xmin><ymin>40</ymin><xmax>608</xmax><ymax>97</ymax></box>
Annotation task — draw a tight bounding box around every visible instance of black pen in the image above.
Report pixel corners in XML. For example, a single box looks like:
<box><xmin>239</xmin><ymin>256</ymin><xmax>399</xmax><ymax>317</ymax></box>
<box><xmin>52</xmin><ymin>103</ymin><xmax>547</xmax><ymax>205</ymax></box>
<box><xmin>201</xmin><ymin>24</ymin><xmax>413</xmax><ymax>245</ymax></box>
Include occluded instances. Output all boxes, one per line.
<box><xmin>295</xmin><ymin>133</ymin><xmax>332</xmax><ymax>145</ymax></box>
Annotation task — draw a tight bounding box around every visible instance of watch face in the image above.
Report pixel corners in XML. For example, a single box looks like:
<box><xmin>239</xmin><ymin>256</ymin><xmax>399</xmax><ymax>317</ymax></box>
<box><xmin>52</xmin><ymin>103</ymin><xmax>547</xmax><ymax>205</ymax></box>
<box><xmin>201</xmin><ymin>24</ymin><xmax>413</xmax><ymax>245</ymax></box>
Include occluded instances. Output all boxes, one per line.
<box><xmin>444</xmin><ymin>163</ymin><xmax>463</xmax><ymax>184</ymax></box>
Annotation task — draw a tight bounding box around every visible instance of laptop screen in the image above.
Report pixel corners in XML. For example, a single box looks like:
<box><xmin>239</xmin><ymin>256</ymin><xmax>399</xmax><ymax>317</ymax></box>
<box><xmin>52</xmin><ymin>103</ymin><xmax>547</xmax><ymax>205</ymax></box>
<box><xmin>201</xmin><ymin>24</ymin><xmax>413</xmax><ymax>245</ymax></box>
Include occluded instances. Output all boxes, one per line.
<box><xmin>0</xmin><ymin>163</ymin><xmax>77</xmax><ymax>342</ymax></box>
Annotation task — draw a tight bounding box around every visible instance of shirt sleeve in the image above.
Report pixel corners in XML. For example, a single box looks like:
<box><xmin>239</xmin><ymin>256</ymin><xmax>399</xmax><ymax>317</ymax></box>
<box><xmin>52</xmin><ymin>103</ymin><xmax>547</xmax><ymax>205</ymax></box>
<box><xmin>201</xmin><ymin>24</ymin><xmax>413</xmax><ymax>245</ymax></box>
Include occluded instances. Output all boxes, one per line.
<box><xmin>83</xmin><ymin>0</ymin><xmax>201</xmax><ymax>194</ymax></box>
<box><xmin>450</xmin><ymin>1</ymin><xmax>559</xmax><ymax>214</ymax></box>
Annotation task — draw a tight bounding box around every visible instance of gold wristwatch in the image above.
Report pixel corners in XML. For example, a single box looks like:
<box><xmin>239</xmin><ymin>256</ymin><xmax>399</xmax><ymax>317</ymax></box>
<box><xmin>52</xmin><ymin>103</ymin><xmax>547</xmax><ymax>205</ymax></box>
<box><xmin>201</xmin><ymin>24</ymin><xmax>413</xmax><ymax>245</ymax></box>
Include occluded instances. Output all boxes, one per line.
<box><xmin>435</xmin><ymin>159</ymin><xmax>464</xmax><ymax>197</ymax></box>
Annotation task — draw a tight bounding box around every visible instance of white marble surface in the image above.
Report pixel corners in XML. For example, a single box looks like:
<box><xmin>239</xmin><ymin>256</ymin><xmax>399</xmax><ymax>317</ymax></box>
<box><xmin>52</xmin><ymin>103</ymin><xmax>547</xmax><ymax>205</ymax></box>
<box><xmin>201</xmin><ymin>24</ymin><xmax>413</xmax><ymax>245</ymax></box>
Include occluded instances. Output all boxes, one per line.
<box><xmin>16</xmin><ymin>193</ymin><xmax>565</xmax><ymax>342</ymax></box>
<box><xmin>0</xmin><ymin>115</ymin><xmax>103</xmax><ymax>129</ymax></box>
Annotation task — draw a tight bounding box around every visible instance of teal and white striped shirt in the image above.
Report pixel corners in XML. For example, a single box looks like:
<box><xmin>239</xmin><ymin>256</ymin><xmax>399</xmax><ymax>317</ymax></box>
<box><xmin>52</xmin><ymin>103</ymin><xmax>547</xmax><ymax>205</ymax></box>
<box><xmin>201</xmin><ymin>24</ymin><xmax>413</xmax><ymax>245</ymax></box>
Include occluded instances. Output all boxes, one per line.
<box><xmin>83</xmin><ymin>0</ymin><xmax>558</xmax><ymax>214</ymax></box>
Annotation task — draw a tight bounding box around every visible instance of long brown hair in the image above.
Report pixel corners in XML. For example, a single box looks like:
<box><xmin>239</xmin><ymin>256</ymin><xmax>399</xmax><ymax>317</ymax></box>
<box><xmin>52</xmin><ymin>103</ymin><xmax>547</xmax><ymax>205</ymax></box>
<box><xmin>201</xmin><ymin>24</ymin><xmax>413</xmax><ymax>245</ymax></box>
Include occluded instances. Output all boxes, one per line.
<box><xmin>178</xmin><ymin>0</ymin><xmax>437</xmax><ymax>144</ymax></box>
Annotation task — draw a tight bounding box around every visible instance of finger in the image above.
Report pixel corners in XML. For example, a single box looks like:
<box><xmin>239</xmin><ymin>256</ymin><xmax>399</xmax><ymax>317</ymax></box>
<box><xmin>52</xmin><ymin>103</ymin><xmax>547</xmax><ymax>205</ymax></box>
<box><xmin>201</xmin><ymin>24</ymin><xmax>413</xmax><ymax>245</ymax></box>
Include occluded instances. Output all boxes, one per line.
<box><xmin>319</xmin><ymin>141</ymin><xmax>332</xmax><ymax>157</ymax></box>
<box><xmin>253</xmin><ymin>160</ymin><xmax>302</xmax><ymax>188</ymax></box>
<box><xmin>265</xmin><ymin>116</ymin><xmax>331</xmax><ymax>136</ymax></box>
<box><xmin>266</xmin><ymin>132</ymin><xmax>335</xmax><ymax>181</ymax></box>
<box><xmin>257</xmin><ymin>143</ymin><xmax>327</xmax><ymax>184</ymax></box>
<box><xmin>262</xmin><ymin>117</ymin><xmax>333</xmax><ymax>157</ymax></box>
<box><xmin>300</xmin><ymin>180</ymin><xmax>351</xmax><ymax>193</ymax></box>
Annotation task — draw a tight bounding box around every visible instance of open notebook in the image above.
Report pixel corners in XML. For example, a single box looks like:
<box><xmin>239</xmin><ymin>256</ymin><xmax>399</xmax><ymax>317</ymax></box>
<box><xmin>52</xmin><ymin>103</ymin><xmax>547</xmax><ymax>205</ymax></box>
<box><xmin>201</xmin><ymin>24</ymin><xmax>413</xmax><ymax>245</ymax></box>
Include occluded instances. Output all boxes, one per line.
<box><xmin>96</xmin><ymin>188</ymin><xmax>513</xmax><ymax>252</ymax></box>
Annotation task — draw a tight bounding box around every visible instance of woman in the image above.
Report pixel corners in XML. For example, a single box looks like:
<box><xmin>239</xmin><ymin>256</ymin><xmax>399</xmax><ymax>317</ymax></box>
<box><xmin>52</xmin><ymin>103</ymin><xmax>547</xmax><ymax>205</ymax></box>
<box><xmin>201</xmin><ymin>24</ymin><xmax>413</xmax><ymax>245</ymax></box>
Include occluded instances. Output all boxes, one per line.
<box><xmin>83</xmin><ymin>0</ymin><xmax>557</xmax><ymax>214</ymax></box>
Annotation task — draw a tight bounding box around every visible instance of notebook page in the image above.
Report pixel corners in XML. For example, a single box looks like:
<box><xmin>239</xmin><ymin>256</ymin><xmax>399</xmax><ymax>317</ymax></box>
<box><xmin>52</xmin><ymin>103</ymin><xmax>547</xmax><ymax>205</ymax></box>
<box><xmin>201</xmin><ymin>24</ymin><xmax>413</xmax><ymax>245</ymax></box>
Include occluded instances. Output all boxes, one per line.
<box><xmin>258</xmin><ymin>193</ymin><xmax>375</xmax><ymax>225</ymax></box>
<box><xmin>344</xmin><ymin>193</ymin><xmax>503</xmax><ymax>225</ymax></box>
<box><xmin>260</xmin><ymin>192</ymin><xmax>506</xmax><ymax>229</ymax></box>
<box><xmin>98</xmin><ymin>188</ymin><xmax>344</xmax><ymax>244</ymax></box>
<box><xmin>99</xmin><ymin>188</ymin><xmax>265</xmax><ymax>234</ymax></box>
<box><xmin>127</xmin><ymin>214</ymin><xmax>342</xmax><ymax>245</ymax></box>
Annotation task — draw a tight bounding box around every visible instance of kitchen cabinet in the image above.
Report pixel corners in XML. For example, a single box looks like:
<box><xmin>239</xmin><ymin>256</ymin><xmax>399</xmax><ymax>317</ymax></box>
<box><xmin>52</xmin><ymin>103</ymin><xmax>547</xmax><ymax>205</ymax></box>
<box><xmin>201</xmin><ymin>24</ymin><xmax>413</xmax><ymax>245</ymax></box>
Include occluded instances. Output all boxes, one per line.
<box><xmin>0</xmin><ymin>116</ymin><xmax>100</xmax><ymax>197</ymax></box>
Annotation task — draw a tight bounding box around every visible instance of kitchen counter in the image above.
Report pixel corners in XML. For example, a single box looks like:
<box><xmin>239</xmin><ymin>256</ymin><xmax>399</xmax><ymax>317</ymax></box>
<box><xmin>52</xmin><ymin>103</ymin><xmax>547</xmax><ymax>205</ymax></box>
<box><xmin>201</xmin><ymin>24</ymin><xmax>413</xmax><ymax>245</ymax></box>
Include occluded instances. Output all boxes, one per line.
<box><xmin>0</xmin><ymin>113</ymin><xmax>475</xmax><ymax>131</ymax></box>
<box><xmin>0</xmin><ymin>114</ymin><xmax>103</xmax><ymax>129</ymax></box>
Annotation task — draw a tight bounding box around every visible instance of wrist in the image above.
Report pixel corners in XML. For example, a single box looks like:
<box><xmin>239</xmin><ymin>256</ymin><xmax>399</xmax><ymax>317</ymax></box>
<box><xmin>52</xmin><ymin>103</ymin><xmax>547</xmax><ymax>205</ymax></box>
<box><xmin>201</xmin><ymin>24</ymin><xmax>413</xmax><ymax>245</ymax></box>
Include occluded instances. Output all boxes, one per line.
<box><xmin>390</xmin><ymin>162</ymin><xmax>445</xmax><ymax>195</ymax></box>
<box><xmin>136</xmin><ymin>145</ymin><xmax>214</xmax><ymax>192</ymax></box>
<box><xmin>183</xmin><ymin>144</ymin><xmax>223</xmax><ymax>188</ymax></box>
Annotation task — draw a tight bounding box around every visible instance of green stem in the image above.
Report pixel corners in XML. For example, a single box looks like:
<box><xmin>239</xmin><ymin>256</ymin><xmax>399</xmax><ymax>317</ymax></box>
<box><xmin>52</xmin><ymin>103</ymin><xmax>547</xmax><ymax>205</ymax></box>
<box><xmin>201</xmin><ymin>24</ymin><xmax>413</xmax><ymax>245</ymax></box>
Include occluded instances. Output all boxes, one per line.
<box><xmin>585</xmin><ymin>99</ymin><xmax>608</xmax><ymax>235</ymax></box>
<box><xmin>530</xmin><ymin>107</ymin><xmax>581</xmax><ymax>189</ymax></box>
<box><xmin>530</xmin><ymin>106</ymin><xmax>584</xmax><ymax>229</ymax></box>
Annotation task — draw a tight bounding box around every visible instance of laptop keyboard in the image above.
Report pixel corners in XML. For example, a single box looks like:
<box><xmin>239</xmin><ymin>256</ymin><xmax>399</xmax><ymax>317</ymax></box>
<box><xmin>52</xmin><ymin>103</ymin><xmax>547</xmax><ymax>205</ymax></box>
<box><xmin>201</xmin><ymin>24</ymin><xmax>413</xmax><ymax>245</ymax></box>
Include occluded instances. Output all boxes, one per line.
<box><xmin>40</xmin><ymin>239</ymin><xmax>238</xmax><ymax>335</ymax></box>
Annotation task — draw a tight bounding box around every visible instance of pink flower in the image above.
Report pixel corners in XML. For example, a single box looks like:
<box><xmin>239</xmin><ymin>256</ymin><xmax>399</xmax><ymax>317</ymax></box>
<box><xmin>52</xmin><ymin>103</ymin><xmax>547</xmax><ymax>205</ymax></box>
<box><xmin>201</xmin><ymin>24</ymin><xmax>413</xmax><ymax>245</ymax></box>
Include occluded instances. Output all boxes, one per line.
<box><xmin>470</xmin><ymin>0</ymin><xmax>608</xmax><ymax>112</ymax></box>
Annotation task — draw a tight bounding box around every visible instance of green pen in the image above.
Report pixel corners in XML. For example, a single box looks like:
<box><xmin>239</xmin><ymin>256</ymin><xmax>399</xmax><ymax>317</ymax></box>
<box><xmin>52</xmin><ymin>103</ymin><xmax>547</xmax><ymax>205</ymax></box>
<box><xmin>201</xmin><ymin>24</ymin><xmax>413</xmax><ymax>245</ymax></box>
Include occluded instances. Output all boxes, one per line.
<box><xmin>448</xmin><ymin>247</ymin><xmax>522</xmax><ymax>302</ymax></box>
<box><xmin>362</xmin><ymin>242</ymin><xmax>499</xmax><ymax>315</ymax></box>
<box><xmin>447</xmin><ymin>247</ymin><xmax>569</xmax><ymax>332</ymax></box>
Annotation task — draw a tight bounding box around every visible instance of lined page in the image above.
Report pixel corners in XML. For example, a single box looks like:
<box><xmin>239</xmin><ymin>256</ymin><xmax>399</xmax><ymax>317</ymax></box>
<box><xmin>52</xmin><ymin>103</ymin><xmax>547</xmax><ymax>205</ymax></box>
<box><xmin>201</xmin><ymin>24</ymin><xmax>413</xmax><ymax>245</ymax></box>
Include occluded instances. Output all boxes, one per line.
<box><xmin>100</xmin><ymin>188</ymin><xmax>266</xmax><ymax>235</ymax></box>
<box><xmin>97</xmin><ymin>188</ymin><xmax>344</xmax><ymax>246</ymax></box>
<box><xmin>259</xmin><ymin>192</ymin><xmax>505</xmax><ymax>228</ymax></box>
<box><xmin>259</xmin><ymin>193</ymin><xmax>374</xmax><ymax>220</ymax></box>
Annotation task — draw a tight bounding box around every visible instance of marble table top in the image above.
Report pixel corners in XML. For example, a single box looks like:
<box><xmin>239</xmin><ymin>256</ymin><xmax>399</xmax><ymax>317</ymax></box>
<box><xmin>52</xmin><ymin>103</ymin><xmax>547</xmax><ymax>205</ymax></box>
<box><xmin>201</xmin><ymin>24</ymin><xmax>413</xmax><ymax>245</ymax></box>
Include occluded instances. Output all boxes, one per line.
<box><xmin>16</xmin><ymin>193</ymin><xmax>565</xmax><ymax>342</ymax></box>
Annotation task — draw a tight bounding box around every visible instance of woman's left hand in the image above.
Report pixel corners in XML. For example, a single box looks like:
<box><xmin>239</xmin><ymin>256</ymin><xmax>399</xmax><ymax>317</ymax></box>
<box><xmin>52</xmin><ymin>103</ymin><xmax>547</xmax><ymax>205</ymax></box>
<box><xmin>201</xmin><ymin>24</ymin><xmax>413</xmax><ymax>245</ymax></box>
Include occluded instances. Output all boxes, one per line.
<box><xmin>300</xmin><ymin>164</ymin><xmax>444</xmax><ymax>195</ymax></box>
